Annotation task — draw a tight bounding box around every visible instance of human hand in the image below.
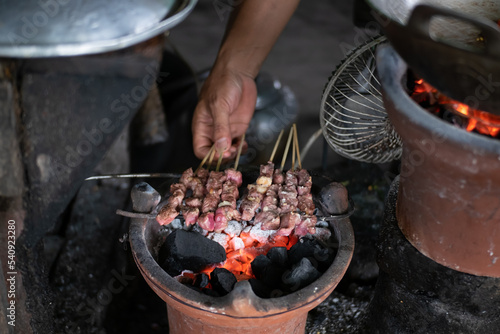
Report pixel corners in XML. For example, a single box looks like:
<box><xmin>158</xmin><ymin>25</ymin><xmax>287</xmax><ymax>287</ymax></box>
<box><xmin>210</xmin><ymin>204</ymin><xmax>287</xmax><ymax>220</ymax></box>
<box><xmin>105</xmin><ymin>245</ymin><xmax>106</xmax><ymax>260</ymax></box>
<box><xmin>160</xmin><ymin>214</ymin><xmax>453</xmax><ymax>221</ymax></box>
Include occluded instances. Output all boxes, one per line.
<box><xmin>192</xmin><ymin>67</ymin><xmax>256</xmax><ymax>161</ymax></box>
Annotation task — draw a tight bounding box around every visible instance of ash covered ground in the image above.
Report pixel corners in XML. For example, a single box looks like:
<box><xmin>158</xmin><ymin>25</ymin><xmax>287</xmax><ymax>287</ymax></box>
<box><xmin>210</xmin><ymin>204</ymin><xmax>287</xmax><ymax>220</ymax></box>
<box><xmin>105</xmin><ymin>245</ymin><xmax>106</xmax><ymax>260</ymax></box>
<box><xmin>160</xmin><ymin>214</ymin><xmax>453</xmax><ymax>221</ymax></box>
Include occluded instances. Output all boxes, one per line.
<box><xmin>46</xmin><ymin>159</ymin><xmax>393</xmax><ymax>333</ymax></box>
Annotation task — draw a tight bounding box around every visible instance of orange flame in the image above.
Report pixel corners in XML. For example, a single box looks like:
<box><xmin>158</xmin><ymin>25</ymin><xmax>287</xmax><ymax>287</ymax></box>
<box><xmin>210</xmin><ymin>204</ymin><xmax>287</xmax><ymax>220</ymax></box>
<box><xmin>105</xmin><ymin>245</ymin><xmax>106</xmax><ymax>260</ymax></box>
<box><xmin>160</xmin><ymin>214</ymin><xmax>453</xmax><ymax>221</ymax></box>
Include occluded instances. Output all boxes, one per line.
<box><xmin>411</xmin><ymin>79</ymin><xmax>500</xmax><ymax>137</ymax></box>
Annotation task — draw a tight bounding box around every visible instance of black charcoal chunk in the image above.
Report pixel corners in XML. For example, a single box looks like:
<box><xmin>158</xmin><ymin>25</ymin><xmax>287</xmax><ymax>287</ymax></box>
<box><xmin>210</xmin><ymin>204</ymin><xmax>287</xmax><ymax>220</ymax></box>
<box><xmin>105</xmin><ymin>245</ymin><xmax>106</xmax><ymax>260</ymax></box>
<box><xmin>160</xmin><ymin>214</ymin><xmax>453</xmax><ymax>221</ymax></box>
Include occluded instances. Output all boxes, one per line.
<box><xmin>319</xmin><ymin>182</ymin><xmax>349</xmax><ymax>215</ymax></box>
<box><xmin>160</xmin><ymin>256</ymin><xmax>184</xmax><ymax>277</ymax></box>
<box><xmin>158</xmin><ymin>230</ymin><xmax>226</xmax><ymax>276</ymax></box>
<box><xmin>202</xmin><ymin>287</ymin><xmax>221</xmax><ymax>297</ymax></box>
<box><xmin>288</xmin><ymin>238</ymin><xmax>335</xmax><ymax>273</ymax></box>
<box><xmin>210</xmin><ymin>268</ymin><xmax>237</xmax><ymax>296</ymax></box>
<box><xmin>251</xmin><ymin>255</ymin><xmax>272</xmax><ymax>279</ymax></box>
<box><xmin>282</xmin><ymin>258</ymin><xmax>321</xmax><ymax>292</ymax></box>
<box><xmin>194</xmin><ymin>273</ymin><xmax>210</xmax><ymax>289</ymax></box>
<box><xmin>249</xmin><ymin>279</ymin><xmax>273</xmax><ymax>298</ymax></box>
<box><xmin>267</xmin><ymin>247</ymin><xmax>288</xmax><ymax>266</ymax></box>
<box><xmin>261</xmin><ymin>265</ymin><xmax>287</xmax><ymax>289</ymax></box>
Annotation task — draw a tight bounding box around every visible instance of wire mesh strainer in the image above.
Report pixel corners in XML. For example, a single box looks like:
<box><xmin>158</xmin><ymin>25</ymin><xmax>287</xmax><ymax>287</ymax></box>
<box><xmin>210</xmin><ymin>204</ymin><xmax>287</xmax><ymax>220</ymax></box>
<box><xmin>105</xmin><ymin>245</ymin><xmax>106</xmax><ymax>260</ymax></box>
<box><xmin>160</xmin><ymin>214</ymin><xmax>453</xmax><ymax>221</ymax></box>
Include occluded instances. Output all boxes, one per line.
<box><xmin>320</xmin><ymin>35</ymin><xmax>402</xmax><ymax>163</ymax></box>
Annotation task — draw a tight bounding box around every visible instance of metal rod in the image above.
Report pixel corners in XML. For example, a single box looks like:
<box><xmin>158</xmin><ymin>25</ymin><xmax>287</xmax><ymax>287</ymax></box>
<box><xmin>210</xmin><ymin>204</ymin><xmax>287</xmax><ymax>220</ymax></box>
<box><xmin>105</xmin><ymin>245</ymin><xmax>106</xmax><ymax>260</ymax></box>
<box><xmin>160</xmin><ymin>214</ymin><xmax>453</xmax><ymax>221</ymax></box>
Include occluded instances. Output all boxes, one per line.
<box><xmin>301</xmin><ymin>128</ymin><xmax>323</xmax><ymax>161</ymax></box>
<box><xmin>116</xmin><ymin>209</ymin><xmax>156</xmax><ymax>219</ymax></box>
<box><xmin>85</xmin><ymin>173</ymin><xmax>180</xmax><ymax>181</ymax></box>
<box><xmin>281</xmin><ymin>127</ymin><xmax>294</xmax><ymax>170</ymax></box>
<box><xmin>269</xmin><ymin>129</ymin><xmax>284</xmax><ymax>163</ymax></box>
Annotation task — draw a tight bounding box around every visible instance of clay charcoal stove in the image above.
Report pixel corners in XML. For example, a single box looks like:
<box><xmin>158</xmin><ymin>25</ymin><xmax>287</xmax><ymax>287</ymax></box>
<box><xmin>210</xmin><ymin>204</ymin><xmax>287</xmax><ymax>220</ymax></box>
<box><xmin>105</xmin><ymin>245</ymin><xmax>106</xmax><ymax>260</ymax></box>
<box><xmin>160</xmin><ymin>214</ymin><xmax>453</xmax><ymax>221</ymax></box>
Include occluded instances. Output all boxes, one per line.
<box><xmin>152</xmin><ymin>162</ymin><xmax>347</xmax><ymax>298</ymax></box>
<box><xmin>129</xmin><ymin>170</ymin><xmax>354</xmax><ymax>334</ymax></box>
<box><xmin>361</xmin><ymin>43</ymin><xmax>500</xmax><ymax>333</ymax></box>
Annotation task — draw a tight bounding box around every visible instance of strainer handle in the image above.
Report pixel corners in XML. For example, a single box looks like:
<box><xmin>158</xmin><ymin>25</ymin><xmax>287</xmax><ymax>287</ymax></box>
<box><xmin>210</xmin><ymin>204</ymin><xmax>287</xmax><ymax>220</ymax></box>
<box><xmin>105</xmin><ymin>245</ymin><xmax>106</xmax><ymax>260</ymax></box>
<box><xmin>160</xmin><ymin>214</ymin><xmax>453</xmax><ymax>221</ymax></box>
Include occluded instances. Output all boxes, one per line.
<box><xmin>407</xmin><ymin>4</ymin><xmax>500</xmax><ymax>57</ymax></box>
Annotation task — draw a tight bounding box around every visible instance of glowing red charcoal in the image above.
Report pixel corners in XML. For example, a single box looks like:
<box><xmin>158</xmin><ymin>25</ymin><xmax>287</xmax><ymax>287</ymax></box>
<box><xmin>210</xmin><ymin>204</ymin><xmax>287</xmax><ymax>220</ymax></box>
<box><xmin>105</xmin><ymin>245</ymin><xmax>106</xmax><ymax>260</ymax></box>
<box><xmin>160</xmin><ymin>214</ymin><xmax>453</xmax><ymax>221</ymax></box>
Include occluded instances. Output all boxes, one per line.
<box><xmin>411</xmin><ymin>79</ymin><xmax>500</xmax><ymax>137</ymax></box>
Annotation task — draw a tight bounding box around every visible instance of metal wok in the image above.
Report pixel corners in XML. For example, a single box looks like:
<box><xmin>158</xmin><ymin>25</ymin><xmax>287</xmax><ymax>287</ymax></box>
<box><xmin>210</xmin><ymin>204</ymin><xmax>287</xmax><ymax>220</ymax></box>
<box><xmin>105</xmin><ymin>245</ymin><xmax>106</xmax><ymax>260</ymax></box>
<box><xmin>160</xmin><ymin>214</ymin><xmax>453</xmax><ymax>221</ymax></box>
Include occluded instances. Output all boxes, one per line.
<box><xmin>367</xmin><ymin>0</ymin><xmax>500</xmax><ymax>114</ymax></box>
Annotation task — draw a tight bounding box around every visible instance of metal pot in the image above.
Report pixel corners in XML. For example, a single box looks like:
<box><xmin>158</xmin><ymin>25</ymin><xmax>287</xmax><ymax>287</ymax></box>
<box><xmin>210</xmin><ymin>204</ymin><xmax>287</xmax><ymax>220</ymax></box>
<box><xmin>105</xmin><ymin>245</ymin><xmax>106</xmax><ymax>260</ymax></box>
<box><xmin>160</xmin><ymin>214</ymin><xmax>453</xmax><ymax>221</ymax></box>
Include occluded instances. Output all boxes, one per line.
<box><xmin>0</xmin><ymin>0</ymin><xmax>197</xmax><ymax>57</ymax></box>
<box><xmin>367</xmin><ymin>0</ymin><xmax>500</xmax><ymax>114</ymax></box>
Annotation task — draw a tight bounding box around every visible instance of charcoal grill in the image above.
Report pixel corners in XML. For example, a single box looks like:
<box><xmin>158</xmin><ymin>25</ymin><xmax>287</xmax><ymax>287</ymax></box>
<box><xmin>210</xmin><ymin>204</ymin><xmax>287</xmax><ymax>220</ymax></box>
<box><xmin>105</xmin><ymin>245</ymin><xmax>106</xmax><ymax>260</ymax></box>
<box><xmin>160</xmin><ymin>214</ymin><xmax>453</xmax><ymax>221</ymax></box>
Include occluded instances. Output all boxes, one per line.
<box><xmin>128</xmin><ymin>175</ymin><xmax>355</xmax><ymax>334</ymax></box>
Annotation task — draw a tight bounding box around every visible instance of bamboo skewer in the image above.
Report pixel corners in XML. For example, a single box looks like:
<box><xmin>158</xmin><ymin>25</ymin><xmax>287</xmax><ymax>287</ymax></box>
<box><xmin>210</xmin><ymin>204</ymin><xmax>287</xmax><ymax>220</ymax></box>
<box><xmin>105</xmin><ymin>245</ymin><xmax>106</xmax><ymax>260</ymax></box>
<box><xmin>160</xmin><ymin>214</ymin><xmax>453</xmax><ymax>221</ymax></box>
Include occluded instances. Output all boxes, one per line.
<box><xmin>216</xmin><ymin>150</ymin><xmax>224</xmax><ymax>172</ymax></box>
<box><xmin>269</xmin><ymin>129</ymin><xmax>284</xmax><ymax>163</ymax></box>
<box><xmin>196</xmin><ymin>144</ymin><xmax>215</xmax><ymax>173</ymax></box>
<box><xmin>293</xmin><ymin>124</ymin><xmax>302</xmax><ymax>170</ymax></box>
<box><xmin>291</xmin><ymin>129</ymin><xmax>296</xmax><ymax>170</ymax></box>
<box><xmin>281</xmin><ymin>127</ymin><xmax>295</xmax><ymax>170</ymax></box>
<box><xmin>207</xmin><ymin>147</ymin><xmax>216</xmax><ymax>170</ymax></box>
<box><xmin>234</xmin><ymin>133</ymin><xmax>245</xmax><ymax>171</ymax></box>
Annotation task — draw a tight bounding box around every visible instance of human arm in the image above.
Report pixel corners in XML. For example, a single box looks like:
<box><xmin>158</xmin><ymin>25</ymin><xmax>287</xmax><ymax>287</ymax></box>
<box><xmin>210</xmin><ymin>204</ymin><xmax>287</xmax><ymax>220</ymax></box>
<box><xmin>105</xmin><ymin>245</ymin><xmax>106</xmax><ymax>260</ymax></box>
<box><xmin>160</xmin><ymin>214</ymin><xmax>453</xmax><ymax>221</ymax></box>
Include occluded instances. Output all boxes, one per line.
<box><xmin>192</xmin><ymin>0</ymin><xmax>301</xmax><ymax>160</ymax></box>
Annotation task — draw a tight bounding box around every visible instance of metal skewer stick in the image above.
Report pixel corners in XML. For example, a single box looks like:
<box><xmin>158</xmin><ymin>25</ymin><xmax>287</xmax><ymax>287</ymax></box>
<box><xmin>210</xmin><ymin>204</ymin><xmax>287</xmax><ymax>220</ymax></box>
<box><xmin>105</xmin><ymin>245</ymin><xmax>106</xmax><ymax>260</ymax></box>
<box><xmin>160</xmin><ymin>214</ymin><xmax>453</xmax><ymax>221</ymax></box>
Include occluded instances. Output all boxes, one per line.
<box><xmin>293</xmin><ymin>124</ymin><xmax>302</xmax><ymax>170</ymax></box>
<box><xmin>196</xmin><ymin>144</ymin><xmax>215</xmax><ymax>173</ymax></box>
<box><xmin>85</xmin><ymin>173</ymin><xmax>181</xmax><ymax>181</ymax></box>
<box><xmin>269</xmin><ymin>129</ymin><xmax>284</xmax><ymax>163</ymax></box>
<box><xmin>234</xmin><ymin>133</ymin><xmax>245</xmax><ymax>171</ymax></box>
<box><xmin>281</xmin><ymin>127</ymin><xmax>295</xmax><ymax>170</ymax></box>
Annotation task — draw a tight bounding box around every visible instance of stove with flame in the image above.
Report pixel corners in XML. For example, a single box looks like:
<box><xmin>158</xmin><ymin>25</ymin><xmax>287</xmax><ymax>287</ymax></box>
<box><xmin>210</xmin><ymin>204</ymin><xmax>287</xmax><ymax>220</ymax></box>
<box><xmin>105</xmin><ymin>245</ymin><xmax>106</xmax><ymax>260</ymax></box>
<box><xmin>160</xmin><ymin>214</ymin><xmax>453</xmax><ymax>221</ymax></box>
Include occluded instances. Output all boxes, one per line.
<box><xmin>129</xmin><ymin>180</ymin><xmax>354</xmax><ymax>334</ymax></box>
<box><xmin>411</xmin><ymin>78</ymin><xmax>500</xmax><ymax>137</ymax></box>
<box><xmin>363</xmin><ymin>44</ymin><xmax>500</xmax><ymax>333</ymax></box>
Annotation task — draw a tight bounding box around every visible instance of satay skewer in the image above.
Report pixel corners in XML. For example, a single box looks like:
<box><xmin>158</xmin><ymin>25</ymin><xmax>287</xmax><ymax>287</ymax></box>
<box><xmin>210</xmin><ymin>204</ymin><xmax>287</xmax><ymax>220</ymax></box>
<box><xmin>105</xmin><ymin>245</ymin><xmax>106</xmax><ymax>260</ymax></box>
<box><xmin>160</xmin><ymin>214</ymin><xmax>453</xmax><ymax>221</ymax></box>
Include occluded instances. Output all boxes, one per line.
<box><xmin>269</xmin><ymin>129</ymin><xmax>284</xmax><ymax>163</ymax></box>
<box><xmin>234</xmin><ymin>133</ymin><xmax>245</xmax><ymax>171</ymax></box>
<box><xmin>216</xmin><ymin>150</ymin><xmax>224</xmax><ymax>172</ymax></box>
<box><xmin>281</xmin><ymin>127</ymin><xmax>295</xmax><ymax>170</ymax></box>
<box><xmin>291</xmin><ymin>130</ymin><xmax>296</xmax><ymax>170</ymax></box>
<box><xmin>293</xmin><ymin>124</ymin><xmax>302</xmax><ymax>170</ymax></box>
<box><xmin>196</xmin><ymin>144</ymin><xmax>215</xmax><ymax>173</ymax></box>
<box><xmin>207</xmin><ymin>146</ymin><xmax>216</xmax><ymax>170</ymax></box>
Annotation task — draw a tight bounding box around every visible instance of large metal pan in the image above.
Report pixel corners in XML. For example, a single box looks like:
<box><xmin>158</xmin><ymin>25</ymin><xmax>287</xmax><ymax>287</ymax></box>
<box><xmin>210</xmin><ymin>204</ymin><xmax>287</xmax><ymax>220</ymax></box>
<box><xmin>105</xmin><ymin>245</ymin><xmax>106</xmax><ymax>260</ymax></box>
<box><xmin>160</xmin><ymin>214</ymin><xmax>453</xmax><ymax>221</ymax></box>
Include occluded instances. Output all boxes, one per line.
<box><xmin>0</xmin><ymin>0</ymin><xmax>197</xmax><ymax>58</ymax></box>
<box><xmin>367</xmin><ymin>0</ymin><xmax>500</xmax><ymax>114</ymax></box>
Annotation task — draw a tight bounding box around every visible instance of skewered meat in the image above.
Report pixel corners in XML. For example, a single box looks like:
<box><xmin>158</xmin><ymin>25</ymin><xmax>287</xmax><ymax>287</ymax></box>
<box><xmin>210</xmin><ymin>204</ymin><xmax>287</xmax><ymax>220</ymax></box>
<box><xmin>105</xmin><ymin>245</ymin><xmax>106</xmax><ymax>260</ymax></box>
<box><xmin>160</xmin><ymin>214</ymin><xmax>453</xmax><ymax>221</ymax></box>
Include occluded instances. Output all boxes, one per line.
<box><xmin>202</xmin><ymin>193</ymin><xmax>219</xmax><ymax>213</ymax></box>
<box><xmin>295</xmin><ymin>169</ymin><xmax>312</xmax><ymax>187</ymax></box>
<box><xmin>240</xmin><ymin>198</ymin><xmax>261</xmax><ymax>221</ymax></box>
<box><xmin>182</xmin><ymin>206</ymin><xmax>200</xmax><ymax>226</ymax></box>
<box><xmin>297</xmin><ymin>193</ymin><xmax>315</xmax><ymax>215</ymax></box>
<box><xmin>169</xmin><ymin>183</ymin><xmax>187</xmax><ymax>208</ymax></box>
<box><xmin>294</xmin><ymin>214</ymin><xmax>317</xmax><ymax>237</ymax></box>
<box><xmin>224</xmin><ymin>168</ymin><xmax>243</xmax><ymax>187</ymax></box>
<box><xmin>272</xmin><ymin>169</ymin><xmax>284</xmax><ymax>185</ymax></box>
<box><xmin>256</xmin><ymin>209</ymin><xmax>280</xmax><ymax>230</ymax></box>
<box><xmin>220</xmin><ymin>182</ymin><xmax>239</xmax><ymax>203</ymax></box>
<box><xmin>277</xmin><ymin>212</ymin><xmax>300</xmax><ymax>236</ymax></box>
<box><xmin>285</xmin><ymin>170</ymin><xmax>298</xmax><ymax>186</ymax></box>
<box><xmin>198</xmin><ymin>212</ymin><xmax>215</xmax><ymax>231</ymax></box>
<box><xmin>260</xmin><ymin>162</ymin><xmax>274</xmax><ymax>177</ymax></box>
<box><xmin>185</xmin><ymin>197</ymin><xmax>203</xmax><ymax>208</ymax></box>
<box><xmin>157</xmin><ymin>203</ymin><xmax>179</xmax><ymax>225</ymax></box>
<box><xmin>206</xmin><ymin>171</ymin><xmax>226</xmax><ymax>195</ymax></box>
<box><xmin>214</xmin><ymin>206</ymin><xmax>241</xmax><ymax>232</ymax></box>
<box><xmin>196</xmin><ymin>167</ymin><xmax>209</xmax><ymax>184</ymax></box>
<box><xmin>218</xmin><ymin>200</ymin><xmax>237</xmax><ymax>209</ymax></box>
<box><xmin>279</xmin><ymin>185</ymin><xmax>298</xmax><ymax>214</ymax></box>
